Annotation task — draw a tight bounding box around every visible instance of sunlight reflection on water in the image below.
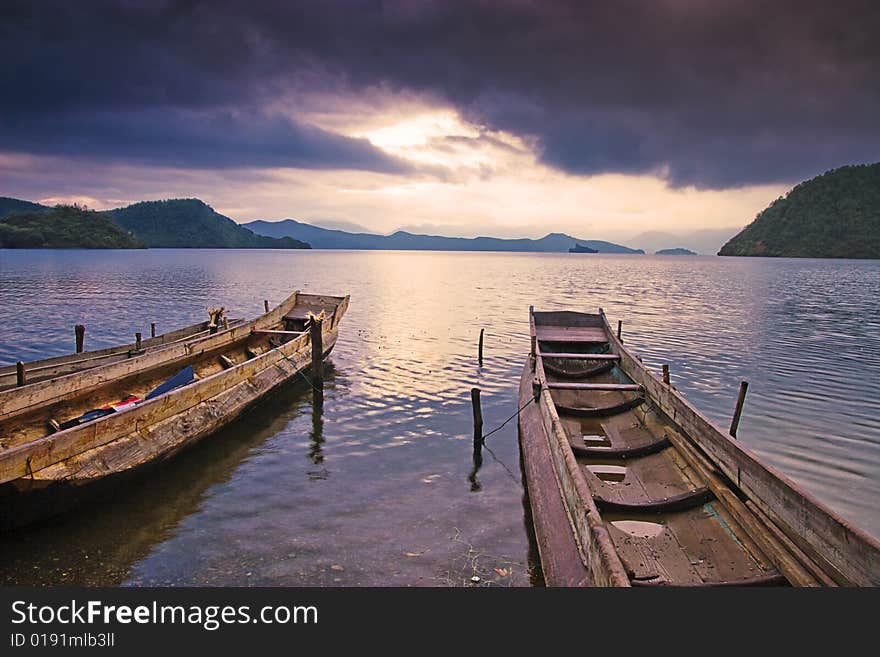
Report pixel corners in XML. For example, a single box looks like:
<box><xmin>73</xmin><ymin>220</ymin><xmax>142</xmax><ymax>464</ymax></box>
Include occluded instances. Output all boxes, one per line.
<box><xmin>0</xmin><ymin>249</ymin><xmax>877</xmax><ymax>586</ymax></box>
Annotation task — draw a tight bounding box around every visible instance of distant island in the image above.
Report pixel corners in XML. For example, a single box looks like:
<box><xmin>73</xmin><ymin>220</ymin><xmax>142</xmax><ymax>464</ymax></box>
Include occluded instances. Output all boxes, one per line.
<box><xmin>0</xmin><ymin>206</ymin><xmax>146</xmax><ymax>249</ymax></box>
<box><xmin>0</xmin><ymin>198</ymin><xmax>310</xmax><ymax>250</ymax></box>
<box><xmin>245</xmin><ymin>219</ymin><xmax>644</xmax><ymax>254</ymax></box>
<box><xmin>655</xmin><ymin>248</ymin><xmax>697</xmax><ymax>255</ymax></box>
<box><xmin>719</xmin><ymin>163</ymin><xmax>879</xmax><ymax>258</ymax></box>
<box><xmin>0</xmin><ymin>194</ymin><xmax>648</xmax><ymax>253</ymax></box>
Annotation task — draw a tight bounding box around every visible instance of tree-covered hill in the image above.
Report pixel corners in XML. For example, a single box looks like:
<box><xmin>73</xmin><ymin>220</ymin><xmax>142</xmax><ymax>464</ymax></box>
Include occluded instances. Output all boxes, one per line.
<box><xmin>0</xmin><ymin>206</ymin><xmax>146</xmax><ymax>248</ymax></box>
<box><xmin>0</xmin><ymin>197</ymin><xmax>53</xmax><ymax>219</ymax></box>
<box><xmin>107</xmin><ymin>199</ymin><xmax>310</xmax><ymax>249</ymax></box>
<box><xmin>719</xmin><ymin>163</ymin><xmax>880</xmax><ymax>258</ymax></box>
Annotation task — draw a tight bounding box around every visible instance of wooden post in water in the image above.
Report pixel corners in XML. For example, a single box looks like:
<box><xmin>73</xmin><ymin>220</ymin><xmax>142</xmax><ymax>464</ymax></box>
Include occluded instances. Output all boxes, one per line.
<box><xmin>264</xmin><ymin>299</ymin><xmax>270</xmax><ymax>313</ymax></box>
<box><xmin>75</xmin><ymin>324</ymin><xmax>85</xmax><ymax>353</ymax></box>
<box><xmin>662</xmin><ymin>364</ymin><xmax>670</xmax><ymax>385</ymax></box>
<box><xmin>151</xmin><ymin>322</ymin><xmax>157</xmax><ymax>338</ymax></box>
<box><xmin>617</xmin><ymin>320</ymin><xmax>623</xmax><ymax>342</ymax></box>
<box><xmin>135</xmin><ymin>332</ymin><xmax>142</xmax><ymax>352</ymax></box>
<box><xmin>16</xmin><ymin>361</ymin><xmax>26</xmax><ymax>387</ymax></box>
<box><xmin>310</xmin><ymin>316</ymin><xmax>324</xmax><ymax>388</ymax></box>
<box><xmin>478</xmin><ymin>328</ymin><xmax>484</xmax><ymax>366</ymax></box>
<box><xmin>471</xmin><ymin>387</ymin><xmax>483</xmax><ymax>451</ymax></box>
<box><xmin>729</xmin><ymin>380</ymin><xmax>749</xmax><ymax>438</ymax></box>
<box><xmin>530</xmin><ymin>306</ymin><xmax>537</xmax><ymax>370</ymax></box>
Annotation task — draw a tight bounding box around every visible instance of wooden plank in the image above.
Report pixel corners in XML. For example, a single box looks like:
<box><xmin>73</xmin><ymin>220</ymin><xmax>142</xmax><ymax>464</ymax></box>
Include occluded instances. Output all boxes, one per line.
<box><xmin>538</xmin><ymin>328</ymin><xmax>608</xmax><ymax>343</ymax></box>
<box><xmin>571</xmin><ymin>435</ymin><xmax>670</xmax><ymax>459</ymax></box>
<box><xmin>251</xmin><ymin>329</ymin><xmax>307</xmax><ymax>336</ymax></box>
<box><xmin>547</xmin><ymin>382</ymin><xmax>642</xmax><ymax>391</ymax></box>
<box><xmin>593</xmin><ymin>487</ymin><xmax>712</xmax><ymax>513</ymax></box>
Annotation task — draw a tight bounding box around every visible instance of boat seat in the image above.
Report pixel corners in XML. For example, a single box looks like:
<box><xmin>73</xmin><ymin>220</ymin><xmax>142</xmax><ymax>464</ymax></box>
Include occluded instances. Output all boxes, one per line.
<box><xmin>555</xmin><ymin>395</ymin><xmax>645</xmax><ymax>417</ymax></box>
<box><xmin>593</xmin><ymin>486</ymin><xmax>713</xmax><ymax>513</ymax></box>
<box><xmin>542</xmin><ymin>360</ymin><xmax>614</xmax><ymax>379</ymax></box>
<box><xmin>537</xmin><ymin>325</ymin><xmax>608</xmax><ymax>343</ymax></box>
<box><xmin>571</xmin><ymin>435</ymin><xmax>670</xmax><ymax>459</ymax></box>
<box><xmin>547</xmin><ymin>382</ymin><xmax>642</xmax><ymax>392</ymax></box>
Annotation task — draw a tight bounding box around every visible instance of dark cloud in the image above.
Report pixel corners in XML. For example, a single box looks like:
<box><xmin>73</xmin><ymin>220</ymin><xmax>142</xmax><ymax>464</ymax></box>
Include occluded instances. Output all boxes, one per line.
<box><xmin>2</xmin><ymin>0</ymin><xmax>879</xmax><ymax>187</ymax></box>
<box><xmin>2</xmin><ymin>108</ymin><xmax>412</xmax><ymax>172</ymax></box>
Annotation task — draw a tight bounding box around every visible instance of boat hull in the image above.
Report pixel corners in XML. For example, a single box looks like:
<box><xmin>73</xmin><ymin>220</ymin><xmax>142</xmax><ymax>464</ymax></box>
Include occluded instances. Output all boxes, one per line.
<box><xmin>0</xmin><ymin>293</ymin><xmax>348</xmax><ymax>530</ymax></box>
<box><xmin>519</xmin><ymin>306</ymin><xmax>880</xmax><ymax>587</ymax></box>
<box><xmin>518</xmin><ymin>362</ymin><xmax>591</xmax><ymax>586</ymax></box>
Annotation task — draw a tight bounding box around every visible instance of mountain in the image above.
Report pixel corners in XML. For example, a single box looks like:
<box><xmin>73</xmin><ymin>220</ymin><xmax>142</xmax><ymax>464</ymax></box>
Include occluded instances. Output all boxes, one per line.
<box><xmin>0</xmin><ymin>197</ymin><xmax>53</xmax><ymax>219</ymax></box>
<box><xmin>244</xmin><ymin>219</ymin><xmax>644</xmax><ymax>253</ymax></box>
<box><xmin>628</xmin><ymin>228</ymin><xmax>740</xmax><ymax>255</ymax></box>
<box><xmin>655</xmin><ymin>248</ymin><xmax>697</xmax><ymax>255</ymax></box>
<box><xmin>0</xmin><ymin>206</ymin><xmax>145</xmax><ymax>248</ymax></box>
<box><xmin>108</xmin><ymin>199</ymin><xmax>310</xmax><ymax>249</ymax></box>
<box><xmin>719</xmin><ymin>163</ymin><xmax>880</xmax><ymax>258</ymax></box>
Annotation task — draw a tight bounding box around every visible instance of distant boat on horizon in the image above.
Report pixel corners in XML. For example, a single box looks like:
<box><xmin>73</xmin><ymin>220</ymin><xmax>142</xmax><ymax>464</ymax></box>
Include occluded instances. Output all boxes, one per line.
<box><xmin>569</xmin><ymin>243</ymin><xmax>598</xmax><ymax>253</ymax></box>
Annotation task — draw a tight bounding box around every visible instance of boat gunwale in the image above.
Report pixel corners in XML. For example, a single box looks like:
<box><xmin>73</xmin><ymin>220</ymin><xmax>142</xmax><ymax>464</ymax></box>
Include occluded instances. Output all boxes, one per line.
<box><xmin>0</xmin><ymin>318</ymin><xmax>248</xmax><ymax>390</ymax></box>
<box><xmin>0</xmin><ymin>291</ymin><xmax>305</xmax><ymax>418</ymax></box>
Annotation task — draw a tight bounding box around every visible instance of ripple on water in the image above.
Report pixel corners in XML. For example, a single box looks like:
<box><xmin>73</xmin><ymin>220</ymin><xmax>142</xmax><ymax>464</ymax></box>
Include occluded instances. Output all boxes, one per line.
<box><xmin>0</xmin><ymin>250</ymin><xmax>877</xmax><ymax>586</ymax></box>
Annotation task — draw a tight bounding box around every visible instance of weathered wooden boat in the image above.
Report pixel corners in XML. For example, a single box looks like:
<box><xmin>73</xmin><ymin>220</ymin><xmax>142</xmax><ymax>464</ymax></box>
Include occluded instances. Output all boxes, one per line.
<box><xmin>0</xmin><ymin>291</ymin><xmax>349</xmax><ymax>529</ymax></box>
<box><xmin>0</xmin><ymin>316</ymin><xmax>245</xmax><ymax>391</ymax></box>
<box><xmin>519</xmin><ymin>307</ymin><xmax>880</xmax><ymax>586</ymax></box>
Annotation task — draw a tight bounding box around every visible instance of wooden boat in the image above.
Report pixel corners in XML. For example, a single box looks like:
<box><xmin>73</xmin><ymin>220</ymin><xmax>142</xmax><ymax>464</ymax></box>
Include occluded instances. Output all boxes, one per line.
<box><xmin>0</xmin><ymin>290</ymin><xmax>349</xmax><ymax>529</ymax></box>
<box><xmin>0</xmin><ymin>316</ymin><xmax>245</xmax><ymax>391</ymax></box>
<box><xmin>519</xmin><ymin>307</ymin><xmax>880</xmax><ymax>586</ymax></box>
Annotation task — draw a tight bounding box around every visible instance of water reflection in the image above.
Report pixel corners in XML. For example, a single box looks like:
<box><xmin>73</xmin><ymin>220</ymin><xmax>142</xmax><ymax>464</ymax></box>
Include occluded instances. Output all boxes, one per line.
<box><xmin>0</xmin><ymin>249</ymin><xmax>878</xmax><ymax>587</ymax></box>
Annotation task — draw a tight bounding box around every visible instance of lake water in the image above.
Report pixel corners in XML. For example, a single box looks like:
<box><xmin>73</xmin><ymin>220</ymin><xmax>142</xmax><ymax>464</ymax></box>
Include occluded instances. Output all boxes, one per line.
<box><xmin>0</xmin><ymin>249</ymin><xmax>878</xmax><ymax>586</ymax></box>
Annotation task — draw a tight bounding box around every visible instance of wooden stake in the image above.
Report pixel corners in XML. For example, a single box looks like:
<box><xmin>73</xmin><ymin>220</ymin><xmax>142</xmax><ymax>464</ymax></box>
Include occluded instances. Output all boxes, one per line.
<box><xmin>617</xmin><ymin>320</ymin><xmax>623</xmax><ymax>342</ymax></box>
<box><xmin>478</xmin><ymin>328</ymin><xmax>484</xmax><ymax>366</ymax></box>
<box><xmin>75</xmin><ymin>324</ymin><xmax>85</xmax><ymax>353</ymax></box>
<box><xmin>310</xmin><ymin>315</ymin><xmax>324</xmax><ymax>389</ymax></box>
<box><xmin>151</xmin><ymin>322</ymin><xmax>157</xmax><ymax>338</ymax></box>
<box><xmin>662</xmin><ymin>364</ymin><xmax>670</xmax><ymax>385</ymax></box>
<box><xmin>16</xmin><ymin>361</ymin><xmax>26</xmax><ymax>387</ymax></box>
<box><xmin>730</xmin><ymin>380</ymin><xmax>749</xmax><ymax>438</ymax></box>
<box><xmin>264</xmin><ymin>299</ymin><xmax>270</xmax><ymax>313</ymax></box>
<box><xmin>471</xmin><ymin>387</ymin><xmax>483</xmax><ymax>448</ymax></box>
<box><xmin>135</xmin><ymin>332</ymin><xmax>142</xmax><ymax>352</ymax></box>
<box><xmin>529</xmin><ymin>305</ymin><xmax>536</xmax><ymax>370</ymax></box>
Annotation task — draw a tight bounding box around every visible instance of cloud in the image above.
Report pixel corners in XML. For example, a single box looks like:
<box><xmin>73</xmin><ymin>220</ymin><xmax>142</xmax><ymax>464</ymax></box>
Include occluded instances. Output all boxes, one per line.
<box><xmin>2</xmin><ymin>108</ymin><xmax>413</xmax><ymax>172</ymax></box>
<box><xmin>2</xmin><ymin>0</ymin><xmax>878</xmax><ymax>187</ymax></box>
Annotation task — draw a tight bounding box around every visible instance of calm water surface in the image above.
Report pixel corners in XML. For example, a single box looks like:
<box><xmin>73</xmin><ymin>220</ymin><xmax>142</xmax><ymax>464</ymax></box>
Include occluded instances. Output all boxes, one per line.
<box><xmin>0</xmin><ymin>249</ymin><xmax>878</xmax><ymax>586</ymax></box>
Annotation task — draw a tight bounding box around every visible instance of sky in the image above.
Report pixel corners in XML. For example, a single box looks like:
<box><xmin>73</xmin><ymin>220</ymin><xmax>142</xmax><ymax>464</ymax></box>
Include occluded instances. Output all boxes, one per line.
<box><xmin>2</xmin><ymin>0</ymin><xmax>878</xmax><ymax>251</ymax></box>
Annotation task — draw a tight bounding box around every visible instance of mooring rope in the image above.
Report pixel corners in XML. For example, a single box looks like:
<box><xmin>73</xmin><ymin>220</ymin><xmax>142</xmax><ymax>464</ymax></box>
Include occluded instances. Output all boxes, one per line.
<box><xmin>480</xmin><ymin>396</ymin><xmax>535</xmax><ymax>442</ymax></box>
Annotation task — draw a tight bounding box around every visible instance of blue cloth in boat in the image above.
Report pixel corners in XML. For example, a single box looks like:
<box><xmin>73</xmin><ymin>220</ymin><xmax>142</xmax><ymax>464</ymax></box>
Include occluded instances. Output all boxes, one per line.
<box><xmin>56</xmin><ymin>366</ymin><xmax>196</xmax><ymax>431</ymax></box>
<box><xmin>145</xmin><ymin>365</ymin><xmax>195</xmax><ymax>400</ymax></box>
